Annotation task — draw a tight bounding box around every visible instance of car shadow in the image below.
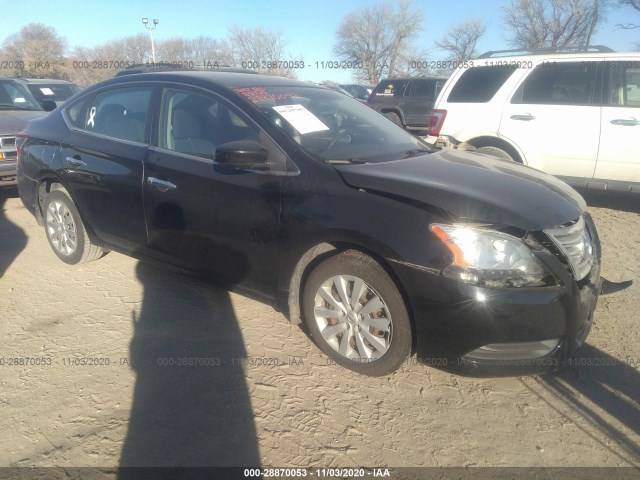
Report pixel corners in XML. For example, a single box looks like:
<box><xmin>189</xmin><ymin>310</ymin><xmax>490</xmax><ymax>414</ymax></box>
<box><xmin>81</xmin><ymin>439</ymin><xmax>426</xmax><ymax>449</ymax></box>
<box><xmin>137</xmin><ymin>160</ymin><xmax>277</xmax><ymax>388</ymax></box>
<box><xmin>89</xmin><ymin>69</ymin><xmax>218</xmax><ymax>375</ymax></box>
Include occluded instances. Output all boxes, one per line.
<box><xmin>577</xmin><ymin>189</ymin><xmax>640</xmax><ymax>214</ymax></box>
<box><xmin>533</xmin><ymin>344</ymin><xmax>640</xmax><ymax>465</ymax></box>
<box><xmin>0</xmin><ymin>186</ymin><xmax>27</xmax><ymax>279</ymax></box>
<box><xmin>117</xmin><ymin>260</ymin><xmax>261</xmax><ymax>477</ymax></box>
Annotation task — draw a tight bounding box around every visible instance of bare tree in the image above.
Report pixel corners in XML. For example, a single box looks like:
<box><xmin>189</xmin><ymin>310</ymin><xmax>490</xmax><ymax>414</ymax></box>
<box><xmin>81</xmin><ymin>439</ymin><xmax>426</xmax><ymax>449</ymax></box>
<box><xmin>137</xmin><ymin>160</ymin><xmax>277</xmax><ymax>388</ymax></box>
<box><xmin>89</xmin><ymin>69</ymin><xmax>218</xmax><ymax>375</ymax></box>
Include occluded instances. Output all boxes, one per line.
<box><xmin>333</xmin><ymin>0</ymin><xmax>425</xmax><ymax>84</ymax></box>
<box><xmin>156</xmin><ymin>37</ymin><xmax>194</xmax><ymax>62</ymax></box>
<box><xmin>67</xmin><ymin>34</ymin><xmax>150</xmax><ymax>86</ymax></box>
<box><xmin>156</xmin><ymin>36</ymin><xmax>232</xmax><ymax>66</ymax></box>
<box><xmin>226</xmin><ymin>26</ymin><xmax>297</xmax><ymax>77</ymax></box>
<box><xmin>435</xmin><ymin>18</ymin><xmax>487</xmax><ymax>62</ymax></box>
<box><xmin>0</xmin><ymin>23</ymin><xmax>67</xmax><ymax>78</ymax></box>
<box><xmin>503</xmin><ymin>0</ymin><xmax>605</xmax><ymax>49</ymax></box>
<box><xmin>185</xmin><ymin>36</ymin><xmax>233</xmax><ymax>66</ymax></box>
<box><xmin>0</xmin><ymin>23</ymin><xmax>295</xmax><ymax>86</ymax></box>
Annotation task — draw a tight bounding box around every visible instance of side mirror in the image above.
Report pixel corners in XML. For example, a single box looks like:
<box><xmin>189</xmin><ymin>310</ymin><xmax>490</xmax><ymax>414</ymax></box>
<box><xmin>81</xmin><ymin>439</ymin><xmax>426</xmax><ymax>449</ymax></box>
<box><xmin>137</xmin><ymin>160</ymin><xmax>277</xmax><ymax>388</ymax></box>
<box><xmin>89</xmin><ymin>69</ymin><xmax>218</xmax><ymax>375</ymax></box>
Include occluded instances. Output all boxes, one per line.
<box><xmin>215</xmin><ymin>140</ymin><xmax>269</xmax><ymax>170</ymax></box>
<box><xmin>41</xmin><ymin>100</ymin><xmax>57</xmax><ymax>112</ymax></box>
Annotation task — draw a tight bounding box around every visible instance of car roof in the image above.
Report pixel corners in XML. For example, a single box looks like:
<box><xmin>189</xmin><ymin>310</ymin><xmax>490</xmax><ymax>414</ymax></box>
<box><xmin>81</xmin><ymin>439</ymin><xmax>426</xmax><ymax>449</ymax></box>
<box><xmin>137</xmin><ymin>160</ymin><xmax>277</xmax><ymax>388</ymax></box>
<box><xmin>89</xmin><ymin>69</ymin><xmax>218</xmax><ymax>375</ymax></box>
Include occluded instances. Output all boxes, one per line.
<box><xmin>473</xmin><ymin>51</ymin><xmax>639</xmax><ymax>63</ymax></box>
<box><xmin>17</xmin><ymin>78</ymin><xmax>78</xmax><ymax>84</ymax></box>
<box><xmin>115</xmin><ymin>64</ymin><xmax>259</xmax><ymax>76</ymax></box>
<box><xmin>100</xmin><ymin>71</ymin><xmax>322</xmax><ymax>89</ymax></box>
<box><xmin>377</xmin><ymin>76</ymin><xmax>448</xmax><ymax>82</ymax></box>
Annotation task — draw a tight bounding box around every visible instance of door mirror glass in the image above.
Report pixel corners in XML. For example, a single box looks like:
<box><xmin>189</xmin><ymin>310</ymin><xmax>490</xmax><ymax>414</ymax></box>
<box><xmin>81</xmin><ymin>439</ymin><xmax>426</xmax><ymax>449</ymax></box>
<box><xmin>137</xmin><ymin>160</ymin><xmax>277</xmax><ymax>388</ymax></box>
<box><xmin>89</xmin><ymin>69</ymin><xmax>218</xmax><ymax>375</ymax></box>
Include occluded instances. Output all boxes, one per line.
<box><xmin>215</xmin><ymin>140</ymin><xmax>269</xmax><ymax>170</ymax></box>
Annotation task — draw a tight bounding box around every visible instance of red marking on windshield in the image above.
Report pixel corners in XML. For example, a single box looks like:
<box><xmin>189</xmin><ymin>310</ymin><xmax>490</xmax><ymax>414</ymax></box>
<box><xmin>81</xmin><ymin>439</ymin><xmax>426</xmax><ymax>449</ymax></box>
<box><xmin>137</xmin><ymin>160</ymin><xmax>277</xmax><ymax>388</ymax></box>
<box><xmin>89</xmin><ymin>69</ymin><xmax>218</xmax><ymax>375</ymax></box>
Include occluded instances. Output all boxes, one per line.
<box><xmin>234</xmin><ymin>87</ymin><xmax>295</xmax><ymax>103</ymax></box>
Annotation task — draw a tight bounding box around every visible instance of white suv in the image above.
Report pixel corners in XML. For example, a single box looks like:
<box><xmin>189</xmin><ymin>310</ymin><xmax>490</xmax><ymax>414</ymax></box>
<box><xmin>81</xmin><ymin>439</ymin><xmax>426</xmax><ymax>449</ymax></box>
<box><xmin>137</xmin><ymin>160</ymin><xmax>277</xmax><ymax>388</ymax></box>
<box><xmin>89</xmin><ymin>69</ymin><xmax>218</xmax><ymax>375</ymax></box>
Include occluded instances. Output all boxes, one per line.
<box><xmin>427</xmin><ymin>47</ymin><xmax>640</xmax><ymax>193</ymax></box>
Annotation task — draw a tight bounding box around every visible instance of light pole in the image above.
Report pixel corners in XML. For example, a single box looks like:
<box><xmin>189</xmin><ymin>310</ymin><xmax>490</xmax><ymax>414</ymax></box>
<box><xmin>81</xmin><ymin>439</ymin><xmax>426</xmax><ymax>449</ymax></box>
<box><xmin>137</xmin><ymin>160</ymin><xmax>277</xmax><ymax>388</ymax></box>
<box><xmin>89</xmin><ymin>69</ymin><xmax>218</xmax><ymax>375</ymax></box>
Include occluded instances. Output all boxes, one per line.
<box><xmin>142</xmin><ymin>17</ymin><xmax>159</xmax><ymax>63</ymax></box>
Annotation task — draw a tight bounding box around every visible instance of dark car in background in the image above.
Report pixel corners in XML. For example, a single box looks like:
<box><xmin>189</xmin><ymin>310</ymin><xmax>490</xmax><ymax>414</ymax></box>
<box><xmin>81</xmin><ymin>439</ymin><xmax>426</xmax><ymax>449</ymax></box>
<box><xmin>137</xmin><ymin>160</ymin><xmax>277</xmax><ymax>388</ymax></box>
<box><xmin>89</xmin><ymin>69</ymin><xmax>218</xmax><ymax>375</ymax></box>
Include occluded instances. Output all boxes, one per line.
<box><xmin>0</xmin><ymin>77</ymin><xmax>51</xmax><ymax>186</ymax></box>
<box><xmin>17</xmin><ymin>71</ymin><xmax>601</xmax><ymax>377</ymax></box>
<box><xmin>340</xmin><ymin>84</ymin><xmax>374</xmax><ymax>101</ymax></box>
<box><xmin>367</xmin><ymin>76</ymin><xmax>447</xmax><ymax>131</ymax></box>
<box><xmin>18</xmin><ymin>78</ymin><xmax>82</xmax><ymax>108</ymax></box>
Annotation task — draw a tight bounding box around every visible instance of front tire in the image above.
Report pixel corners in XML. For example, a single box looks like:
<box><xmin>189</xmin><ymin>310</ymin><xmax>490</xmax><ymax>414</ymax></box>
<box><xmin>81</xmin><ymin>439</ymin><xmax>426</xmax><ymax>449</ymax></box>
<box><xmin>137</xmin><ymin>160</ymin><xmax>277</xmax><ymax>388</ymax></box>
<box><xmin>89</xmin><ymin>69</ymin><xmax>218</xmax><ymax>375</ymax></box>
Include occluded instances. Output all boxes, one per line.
<box><xmin>43</xmin><ymin>189</ymin><xmax>104</xmax><ymax>265</ymax></box>
<box><xmin>384</xmin><ymin>112</ymin><xmax>403</xmax><ymax>127</ymax></box>
<box><xmin>302</xmin><ymin>250</ymin><xmax>412</xmax><ymax>376</ymax></box>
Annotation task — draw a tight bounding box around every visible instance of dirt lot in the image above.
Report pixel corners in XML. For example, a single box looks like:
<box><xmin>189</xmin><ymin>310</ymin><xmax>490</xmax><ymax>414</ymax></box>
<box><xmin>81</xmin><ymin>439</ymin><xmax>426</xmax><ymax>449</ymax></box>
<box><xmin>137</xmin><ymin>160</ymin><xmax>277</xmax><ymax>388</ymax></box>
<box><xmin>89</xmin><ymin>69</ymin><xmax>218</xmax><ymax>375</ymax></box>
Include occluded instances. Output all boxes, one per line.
<box><xmin>1</xmin><ymin>186</ymin><xmax>639</xmax><ymax>471</ymax></box>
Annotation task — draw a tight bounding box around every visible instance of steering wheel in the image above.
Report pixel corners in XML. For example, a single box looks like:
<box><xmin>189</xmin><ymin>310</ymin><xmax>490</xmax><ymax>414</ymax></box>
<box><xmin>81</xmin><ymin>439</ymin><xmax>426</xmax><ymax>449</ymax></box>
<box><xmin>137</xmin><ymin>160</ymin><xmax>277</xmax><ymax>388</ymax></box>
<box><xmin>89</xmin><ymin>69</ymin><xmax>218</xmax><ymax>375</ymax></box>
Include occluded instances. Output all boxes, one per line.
<box><xmin>320</xmin><ymin>130</ymin><xmax>351</xmax><ymax>152</ymax></box>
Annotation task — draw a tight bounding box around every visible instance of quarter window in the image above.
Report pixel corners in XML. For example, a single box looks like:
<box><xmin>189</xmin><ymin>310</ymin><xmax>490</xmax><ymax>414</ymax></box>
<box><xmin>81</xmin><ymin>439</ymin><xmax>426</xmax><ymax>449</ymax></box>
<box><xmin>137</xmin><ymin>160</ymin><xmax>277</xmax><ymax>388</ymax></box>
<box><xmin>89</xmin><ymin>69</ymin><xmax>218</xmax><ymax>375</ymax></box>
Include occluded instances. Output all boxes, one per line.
<box><xmin>511</xmin><ymin>62</ymin><xmax>598</xmax><ymax>105</ymax></box>
<box><xmin>79</xmin><ymin>87</ymin><xmax>152</xmax><ymax>142</ymax></box>
<box><xmin>447</xmin><ymin>66</ymin><xmax>517</xmax><ymax>103</ymax></box>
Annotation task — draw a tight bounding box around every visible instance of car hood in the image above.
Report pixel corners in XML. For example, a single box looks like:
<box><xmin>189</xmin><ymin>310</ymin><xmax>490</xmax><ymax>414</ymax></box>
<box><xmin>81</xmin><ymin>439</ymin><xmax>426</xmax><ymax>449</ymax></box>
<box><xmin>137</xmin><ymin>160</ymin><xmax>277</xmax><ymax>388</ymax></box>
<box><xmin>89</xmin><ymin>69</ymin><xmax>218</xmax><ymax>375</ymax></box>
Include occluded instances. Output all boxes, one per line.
<box><xmin>0</xmin><ymin>110</ymin><xmax>47</xmax><ymax>136</ymax></box>
<box><xmin>335</xmin><ymin>149</ymin><xmax>586</xmax><ymax>231</ymax></box>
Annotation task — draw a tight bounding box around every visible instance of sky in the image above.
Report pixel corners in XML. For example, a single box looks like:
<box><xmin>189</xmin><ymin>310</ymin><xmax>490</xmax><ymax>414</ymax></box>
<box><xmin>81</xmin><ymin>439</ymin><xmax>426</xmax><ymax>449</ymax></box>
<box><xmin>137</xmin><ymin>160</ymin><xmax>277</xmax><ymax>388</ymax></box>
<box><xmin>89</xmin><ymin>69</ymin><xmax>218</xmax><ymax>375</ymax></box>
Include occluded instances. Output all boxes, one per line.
<box><xmin>2</xmin><ymin>0</ymin><xmax>639</xmax><ymax>83</ymax></box>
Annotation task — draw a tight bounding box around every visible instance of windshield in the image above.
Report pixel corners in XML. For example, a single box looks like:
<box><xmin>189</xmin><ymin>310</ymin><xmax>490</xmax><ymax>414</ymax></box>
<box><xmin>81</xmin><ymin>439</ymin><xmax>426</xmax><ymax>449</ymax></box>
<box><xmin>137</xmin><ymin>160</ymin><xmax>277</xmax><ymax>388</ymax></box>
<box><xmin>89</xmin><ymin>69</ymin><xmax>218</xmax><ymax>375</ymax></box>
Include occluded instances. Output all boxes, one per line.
<box><xmin>234</xmin><ymin>86</ymin><xmax>431</xmax><ymax>162</ymax></box>
<box><xmin>0</xmin><ymin>80</ymin><xmax>44</xmax><ymax>111</ymax></box>
<box><xmin>27</xmin><ymin>83</ymin><xmax>78</xmax><ymax>103</ymax></box>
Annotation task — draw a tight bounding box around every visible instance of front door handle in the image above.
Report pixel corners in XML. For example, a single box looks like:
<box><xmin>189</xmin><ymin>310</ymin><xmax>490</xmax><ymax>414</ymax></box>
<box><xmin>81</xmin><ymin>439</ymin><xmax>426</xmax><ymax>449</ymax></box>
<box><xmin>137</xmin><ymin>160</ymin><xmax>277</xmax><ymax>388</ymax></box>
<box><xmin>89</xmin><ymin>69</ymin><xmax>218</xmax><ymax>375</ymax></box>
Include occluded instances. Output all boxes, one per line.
<box><xmin>147</xmin><ymin>177</ymin><xmax>177</xmax><ymax>191</ymax></box>
<box><xmin>610</xmin><ymin>118</ymin><xmax>640</xmax><ymax>126</ymax></box>
<box><xmin>64</xmin><ymin>156</ymin><xmax>86</xmax><ymax>168</ymax></box>
<box><xmin>510</xmin><ymin>114</ymin><xmax>536</xmax><ymax>121</ymax></box>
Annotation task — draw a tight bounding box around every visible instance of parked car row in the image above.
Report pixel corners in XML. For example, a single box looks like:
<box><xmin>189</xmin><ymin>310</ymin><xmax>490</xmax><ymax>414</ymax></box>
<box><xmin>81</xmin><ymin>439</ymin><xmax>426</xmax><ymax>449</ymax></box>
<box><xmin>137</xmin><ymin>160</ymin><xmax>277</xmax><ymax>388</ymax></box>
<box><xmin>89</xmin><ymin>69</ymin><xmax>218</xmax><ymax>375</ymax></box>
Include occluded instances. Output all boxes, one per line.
<box><xmin>427</xmin><ymin>47</ymin><xmax>640</xmax><ymax>194</ymax></box>
<box><xmin>17</xmin><ymin>69</ymin><xmax>602</xmax><ymax>377</ymax></box>
<box><xmin>355</xmin><ymin>46</ymin><xmax>639</xmax><ymax>193</ymax></box>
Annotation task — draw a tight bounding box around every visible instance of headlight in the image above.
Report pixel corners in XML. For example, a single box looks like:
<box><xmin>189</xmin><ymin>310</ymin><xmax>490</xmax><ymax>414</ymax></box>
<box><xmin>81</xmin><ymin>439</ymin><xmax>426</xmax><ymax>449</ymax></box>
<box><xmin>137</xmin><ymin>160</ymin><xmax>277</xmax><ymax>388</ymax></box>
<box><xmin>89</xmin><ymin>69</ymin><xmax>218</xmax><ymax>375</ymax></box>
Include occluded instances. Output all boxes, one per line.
<box><xmin>430</xmin><ymin>223</ymin><xmax>550</xmax><ymax>288</ymax></box>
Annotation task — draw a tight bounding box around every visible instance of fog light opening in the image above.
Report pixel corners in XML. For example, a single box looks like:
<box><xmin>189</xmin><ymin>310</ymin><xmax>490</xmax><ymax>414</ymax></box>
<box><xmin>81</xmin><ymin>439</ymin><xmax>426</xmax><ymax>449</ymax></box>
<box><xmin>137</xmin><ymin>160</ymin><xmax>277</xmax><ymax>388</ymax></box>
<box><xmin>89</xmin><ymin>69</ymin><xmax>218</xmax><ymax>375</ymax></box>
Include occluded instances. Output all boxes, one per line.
<box><xmin>464</xmin><ymin>339</ymin><xmax>560</xmax><ymax>361</ymax></box>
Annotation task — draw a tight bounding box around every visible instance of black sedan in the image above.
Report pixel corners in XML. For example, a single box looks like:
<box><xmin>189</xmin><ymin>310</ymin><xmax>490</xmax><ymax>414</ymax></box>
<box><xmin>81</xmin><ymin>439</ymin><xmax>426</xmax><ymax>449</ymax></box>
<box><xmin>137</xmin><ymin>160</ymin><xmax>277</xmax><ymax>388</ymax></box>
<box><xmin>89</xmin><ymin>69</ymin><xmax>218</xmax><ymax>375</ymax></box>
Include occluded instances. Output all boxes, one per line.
<box><xmin>17</xmin><ymin>71</ymin><xmax>601</xmax><ymax>376</ymax></box>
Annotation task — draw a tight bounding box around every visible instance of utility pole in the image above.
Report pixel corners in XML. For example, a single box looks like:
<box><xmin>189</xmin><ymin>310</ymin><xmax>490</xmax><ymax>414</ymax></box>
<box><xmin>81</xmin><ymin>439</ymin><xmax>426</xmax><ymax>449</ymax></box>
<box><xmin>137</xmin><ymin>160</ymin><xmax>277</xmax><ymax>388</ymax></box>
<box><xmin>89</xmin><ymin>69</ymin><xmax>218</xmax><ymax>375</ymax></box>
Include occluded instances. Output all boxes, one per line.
<box><xmin>142</xmin><ymin>18</ymin><xmax>159</xmax><ymax>63</ymax></box>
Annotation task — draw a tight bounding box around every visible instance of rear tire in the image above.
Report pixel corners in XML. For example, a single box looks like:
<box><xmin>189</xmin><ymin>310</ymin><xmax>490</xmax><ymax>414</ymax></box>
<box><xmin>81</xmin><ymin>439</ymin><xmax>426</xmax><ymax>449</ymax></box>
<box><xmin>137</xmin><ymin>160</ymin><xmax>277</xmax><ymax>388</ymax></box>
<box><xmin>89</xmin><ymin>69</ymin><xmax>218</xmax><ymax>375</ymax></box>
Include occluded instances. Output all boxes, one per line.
<box><xmin>302</xmin><ymin>250</ymin><xmax>411</xmax><ymax>376</ymax></box>
<box><xmin>477</xmin><ymin>145</ymin><xmax>515</xmax><ymax>162</ymax></box>
<box><xmin>43</xmin><ymin>189</ymin><xmax>105</xmax><ymax>265</ymax></box>
<box><xmin>384</xmin><ymin>112</ymin><xmax>403</xmax><ymax>127</ymax></box>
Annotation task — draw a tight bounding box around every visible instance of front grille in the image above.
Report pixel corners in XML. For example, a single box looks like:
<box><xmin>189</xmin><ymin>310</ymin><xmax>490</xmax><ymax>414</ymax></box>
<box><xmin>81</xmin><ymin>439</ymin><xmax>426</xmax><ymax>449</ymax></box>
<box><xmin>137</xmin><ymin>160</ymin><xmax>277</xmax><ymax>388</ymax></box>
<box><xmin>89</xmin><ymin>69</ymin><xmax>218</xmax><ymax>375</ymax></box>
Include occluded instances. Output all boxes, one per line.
<box><xmin>544</xmin><ymin>216</ymin><xmax>594</xmax><ymax>281</ymax></box>
<box><xmin>0</xmin><ymin>136</ymin><xmax>16</xmax><ymax>148</ymax></box>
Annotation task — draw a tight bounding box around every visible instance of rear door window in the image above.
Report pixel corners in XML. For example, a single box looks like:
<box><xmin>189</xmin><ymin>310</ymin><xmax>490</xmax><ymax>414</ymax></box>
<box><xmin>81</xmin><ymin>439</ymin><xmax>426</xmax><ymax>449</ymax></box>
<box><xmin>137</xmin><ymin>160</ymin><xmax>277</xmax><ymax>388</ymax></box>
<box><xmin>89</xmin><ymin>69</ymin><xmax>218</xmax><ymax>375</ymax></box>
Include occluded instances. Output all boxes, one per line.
<box><xmin>73</xmin><ymin>87</ymin><xmax>152</xmax><ymax>143</ymax></box>
<box><xmin>447</xmin><ymin>66</ymin><xmax>518</xmax><ymax>103</ymax></box>
<box><xmin>511</xmin><ymin>61</ymin><xmax>598</xmax><ymax>105</ymax></box>
<box><xmin>407</xmin><ymin>79</ymin><xmax>436</xmax><ymax>97</ymax></box>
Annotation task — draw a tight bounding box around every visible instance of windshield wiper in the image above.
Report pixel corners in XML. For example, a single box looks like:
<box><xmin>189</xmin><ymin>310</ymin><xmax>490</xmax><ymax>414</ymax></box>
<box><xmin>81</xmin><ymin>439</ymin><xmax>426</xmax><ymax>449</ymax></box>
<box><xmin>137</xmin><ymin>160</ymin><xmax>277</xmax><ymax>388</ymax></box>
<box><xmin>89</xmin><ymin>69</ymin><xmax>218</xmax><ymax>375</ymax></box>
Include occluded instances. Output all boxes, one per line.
<box><xmin>325</xmin><ymin>158</ymin><xmax>368</xmax><ymax>165</ymax></box>
<box><xmin>402</xmin><ymin>148</ymin><xmax>434</xmax><ymax>158</ymax></box>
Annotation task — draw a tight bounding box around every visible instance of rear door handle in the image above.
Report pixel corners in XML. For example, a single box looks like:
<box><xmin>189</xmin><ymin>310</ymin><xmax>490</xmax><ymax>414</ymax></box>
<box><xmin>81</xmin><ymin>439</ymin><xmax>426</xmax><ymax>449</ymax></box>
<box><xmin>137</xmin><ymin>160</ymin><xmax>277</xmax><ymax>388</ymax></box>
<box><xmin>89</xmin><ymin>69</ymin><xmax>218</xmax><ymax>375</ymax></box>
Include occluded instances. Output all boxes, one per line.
<box><xmin>147</xmin><ymin>177</ymin><xmax>177</xmax><ymax>191</ymax></box>
<box><xmin>610</xmin><ymin>118</ymin><xmax>640</xmax><ymax>126</ymax></box>
<box><xmin>510</xmin><ymin>114</ymin><xmax>536</xmax><ymax>121</ymax></box>
<box><xmin>64</xmin><ymin>156</ymin><xmax>86</xmax><ymax>168</ymax></box>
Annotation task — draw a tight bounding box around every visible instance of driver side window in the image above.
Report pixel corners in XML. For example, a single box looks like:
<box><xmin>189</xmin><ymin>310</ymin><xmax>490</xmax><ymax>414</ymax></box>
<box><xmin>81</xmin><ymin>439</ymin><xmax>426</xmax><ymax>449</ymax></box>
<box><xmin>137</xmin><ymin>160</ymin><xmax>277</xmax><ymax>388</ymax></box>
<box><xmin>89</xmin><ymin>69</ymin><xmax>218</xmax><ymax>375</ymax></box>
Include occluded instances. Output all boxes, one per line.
<box><xmin>158</xmin><ymin>88</ymin><xmax>260</xmax><ymax>160</ymax></box>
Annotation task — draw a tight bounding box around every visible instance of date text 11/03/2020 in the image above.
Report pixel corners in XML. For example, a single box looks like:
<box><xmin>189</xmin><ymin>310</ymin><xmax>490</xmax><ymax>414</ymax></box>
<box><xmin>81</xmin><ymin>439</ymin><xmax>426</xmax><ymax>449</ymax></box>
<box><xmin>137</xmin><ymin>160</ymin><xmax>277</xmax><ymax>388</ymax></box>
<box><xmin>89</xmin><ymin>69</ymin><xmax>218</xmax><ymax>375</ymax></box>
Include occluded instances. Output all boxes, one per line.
<box><xmin>243</xmin><ymin>467</ymin><xmax>391</xmax><ymax>477</ymax></box>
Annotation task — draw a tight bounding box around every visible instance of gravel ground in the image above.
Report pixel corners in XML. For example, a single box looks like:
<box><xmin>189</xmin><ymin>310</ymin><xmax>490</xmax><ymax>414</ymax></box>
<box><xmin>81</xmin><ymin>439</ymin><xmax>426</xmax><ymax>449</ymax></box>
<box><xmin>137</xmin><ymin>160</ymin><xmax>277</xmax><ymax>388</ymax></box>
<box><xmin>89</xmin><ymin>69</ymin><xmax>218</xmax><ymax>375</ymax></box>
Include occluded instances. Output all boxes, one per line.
<box><xmin>0</xmin><ymin>186</ymin><xmax>638</xmax><ymax>471</ymax></box>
